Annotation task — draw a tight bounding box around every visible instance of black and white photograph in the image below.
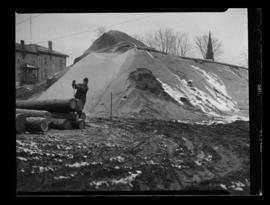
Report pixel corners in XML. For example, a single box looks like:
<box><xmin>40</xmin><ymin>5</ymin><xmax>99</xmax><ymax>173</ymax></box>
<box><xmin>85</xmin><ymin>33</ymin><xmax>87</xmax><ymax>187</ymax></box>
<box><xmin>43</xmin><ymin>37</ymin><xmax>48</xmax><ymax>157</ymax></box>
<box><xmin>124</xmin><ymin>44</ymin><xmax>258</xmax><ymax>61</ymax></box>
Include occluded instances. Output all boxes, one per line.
<box><xmin>15</xmin><ymin>8</ymin><xmax>261</xmax><ymax>196</ymax></box>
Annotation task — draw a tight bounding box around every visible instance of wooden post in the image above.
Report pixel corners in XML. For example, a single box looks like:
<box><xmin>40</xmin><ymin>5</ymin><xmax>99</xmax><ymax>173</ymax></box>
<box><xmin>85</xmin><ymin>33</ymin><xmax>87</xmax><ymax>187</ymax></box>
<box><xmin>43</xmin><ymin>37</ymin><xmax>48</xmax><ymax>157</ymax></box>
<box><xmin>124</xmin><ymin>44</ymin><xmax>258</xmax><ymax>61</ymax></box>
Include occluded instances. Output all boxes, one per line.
<box><xmin>110</xmin><ymin>92</ymin><xmax>112</xmax><ymax>120</ymax></box>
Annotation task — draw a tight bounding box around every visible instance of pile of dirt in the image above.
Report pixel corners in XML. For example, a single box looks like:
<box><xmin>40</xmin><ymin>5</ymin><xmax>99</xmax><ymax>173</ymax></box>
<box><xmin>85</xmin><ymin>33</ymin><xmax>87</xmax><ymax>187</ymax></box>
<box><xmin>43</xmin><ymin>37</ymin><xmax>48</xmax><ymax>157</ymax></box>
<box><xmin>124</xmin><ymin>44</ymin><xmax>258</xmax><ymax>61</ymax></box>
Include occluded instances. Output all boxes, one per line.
<box><xmin>128</xmin><ymin>68</ymin><xmax>166</xmax><ymax>95</ymax></box>
<box><xmin>36</xmin><ymin>30</ymin><xmax>249</xmax><ymax>123</ymax></box>
<box><xmin>127</xmin><ymin>68</ymin><xmax>196</xmax><ymax>109</ymax></box>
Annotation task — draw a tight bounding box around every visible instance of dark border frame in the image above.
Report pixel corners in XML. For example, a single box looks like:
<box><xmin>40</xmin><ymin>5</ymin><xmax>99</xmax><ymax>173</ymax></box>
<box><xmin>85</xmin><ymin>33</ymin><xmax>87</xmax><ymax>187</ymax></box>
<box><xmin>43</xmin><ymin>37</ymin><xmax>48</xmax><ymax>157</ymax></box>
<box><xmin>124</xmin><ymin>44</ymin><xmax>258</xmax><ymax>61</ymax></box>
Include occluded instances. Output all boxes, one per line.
<box><xmin>13</xmin><ymin>8</ymin><xmax>262</xmax><ymax>197</ymax></box>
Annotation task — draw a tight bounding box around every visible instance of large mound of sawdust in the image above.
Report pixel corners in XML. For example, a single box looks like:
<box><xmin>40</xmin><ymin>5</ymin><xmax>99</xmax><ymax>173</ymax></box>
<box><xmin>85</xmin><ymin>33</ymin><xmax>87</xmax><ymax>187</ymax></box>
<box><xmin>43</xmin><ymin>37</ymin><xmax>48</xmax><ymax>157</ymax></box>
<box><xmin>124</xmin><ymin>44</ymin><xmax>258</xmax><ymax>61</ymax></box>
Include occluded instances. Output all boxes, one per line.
<box><xmin>36</xmin><ymin>30</ymin><xmax>248</xmax><ymax>122</ymax></box>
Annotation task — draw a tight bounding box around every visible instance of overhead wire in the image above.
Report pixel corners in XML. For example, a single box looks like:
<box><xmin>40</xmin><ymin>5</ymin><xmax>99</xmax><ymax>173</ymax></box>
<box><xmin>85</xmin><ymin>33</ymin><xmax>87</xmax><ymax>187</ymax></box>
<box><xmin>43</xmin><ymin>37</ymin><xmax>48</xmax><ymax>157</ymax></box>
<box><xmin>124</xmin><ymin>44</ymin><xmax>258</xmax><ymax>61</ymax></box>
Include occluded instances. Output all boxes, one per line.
<box><xmin>34</xmin><ymin>13</ymin><xmax>161</xmax><ymax>44</ymax></box>
<box><xmin>16</xmin><ymin>14</ymin><xmax>42</xmax><ymax>26</ymax></box>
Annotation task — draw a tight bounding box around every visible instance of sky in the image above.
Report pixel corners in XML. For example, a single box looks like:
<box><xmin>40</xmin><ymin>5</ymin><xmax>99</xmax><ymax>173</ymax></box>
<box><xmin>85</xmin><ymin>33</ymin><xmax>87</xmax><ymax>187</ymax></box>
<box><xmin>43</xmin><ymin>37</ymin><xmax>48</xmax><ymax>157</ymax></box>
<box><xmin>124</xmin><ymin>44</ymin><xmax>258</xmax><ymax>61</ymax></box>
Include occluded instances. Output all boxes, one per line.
<box><xmin>15</xmin><ymin>9</ymin><xmax>248</xmax><ymax>66</ymax></box>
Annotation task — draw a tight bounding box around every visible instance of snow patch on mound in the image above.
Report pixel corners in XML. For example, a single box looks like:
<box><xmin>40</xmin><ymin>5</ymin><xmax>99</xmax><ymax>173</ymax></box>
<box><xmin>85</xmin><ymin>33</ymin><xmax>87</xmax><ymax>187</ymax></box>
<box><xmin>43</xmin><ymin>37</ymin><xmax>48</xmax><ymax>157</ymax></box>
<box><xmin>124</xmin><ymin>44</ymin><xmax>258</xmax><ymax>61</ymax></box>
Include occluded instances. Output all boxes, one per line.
<box><xmin>156</xmin><ymin>65</ymin><xmax>240</xmax><ymax>117</ymax></box>
<box><xmin>177</xmin><ymin>76</ymin><xmax>221</xmax><ymax>116</ymax></box>
<box><xmin>157</xmin><ymin>79</ymin><xmax>184</xmax><ymax>105</ymax></box>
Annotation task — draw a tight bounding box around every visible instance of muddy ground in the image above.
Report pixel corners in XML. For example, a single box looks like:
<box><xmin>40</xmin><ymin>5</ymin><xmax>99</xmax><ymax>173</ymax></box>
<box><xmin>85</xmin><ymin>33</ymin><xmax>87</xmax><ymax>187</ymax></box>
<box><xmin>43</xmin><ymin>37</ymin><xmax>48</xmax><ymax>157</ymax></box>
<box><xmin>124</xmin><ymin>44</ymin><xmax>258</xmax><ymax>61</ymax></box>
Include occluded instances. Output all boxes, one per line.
<box><xmin>16</xmin><ymin>117</ymin><xmax>249</xmax><ymax>195</ymax></box>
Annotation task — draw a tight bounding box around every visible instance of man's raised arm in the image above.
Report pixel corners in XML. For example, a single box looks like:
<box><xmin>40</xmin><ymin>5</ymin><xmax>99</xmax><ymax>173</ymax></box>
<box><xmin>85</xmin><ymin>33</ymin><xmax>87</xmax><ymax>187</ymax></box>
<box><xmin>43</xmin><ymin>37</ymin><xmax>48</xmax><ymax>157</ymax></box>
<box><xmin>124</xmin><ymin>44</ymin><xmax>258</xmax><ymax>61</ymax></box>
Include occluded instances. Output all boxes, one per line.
<box><xmin>72</xmin><ymin>80</ymin><xmax>82</xmax><ymax>89</ymax></box>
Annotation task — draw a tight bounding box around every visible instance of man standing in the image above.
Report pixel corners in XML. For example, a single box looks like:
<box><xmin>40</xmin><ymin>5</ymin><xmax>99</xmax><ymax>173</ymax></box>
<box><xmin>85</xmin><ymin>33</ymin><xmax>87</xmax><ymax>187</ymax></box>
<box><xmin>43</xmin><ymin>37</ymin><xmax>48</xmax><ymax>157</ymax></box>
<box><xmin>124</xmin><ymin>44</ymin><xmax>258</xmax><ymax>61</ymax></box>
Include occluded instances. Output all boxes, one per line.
<box><xmin>72</xmin><ymin>78</ymin><xmax>89</xmax><ymax>117</ymax></box>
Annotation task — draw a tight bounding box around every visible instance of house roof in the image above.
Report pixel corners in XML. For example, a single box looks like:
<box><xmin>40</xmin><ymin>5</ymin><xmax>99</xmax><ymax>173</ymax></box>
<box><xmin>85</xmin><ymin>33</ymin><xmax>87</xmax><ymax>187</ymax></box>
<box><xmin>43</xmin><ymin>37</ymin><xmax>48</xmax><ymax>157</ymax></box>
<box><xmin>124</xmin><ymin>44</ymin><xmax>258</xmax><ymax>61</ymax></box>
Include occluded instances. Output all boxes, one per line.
<box><xmin>15</xmin><ymin>43</ymin><xmax>69</xmax><ymax>57</ymax></box>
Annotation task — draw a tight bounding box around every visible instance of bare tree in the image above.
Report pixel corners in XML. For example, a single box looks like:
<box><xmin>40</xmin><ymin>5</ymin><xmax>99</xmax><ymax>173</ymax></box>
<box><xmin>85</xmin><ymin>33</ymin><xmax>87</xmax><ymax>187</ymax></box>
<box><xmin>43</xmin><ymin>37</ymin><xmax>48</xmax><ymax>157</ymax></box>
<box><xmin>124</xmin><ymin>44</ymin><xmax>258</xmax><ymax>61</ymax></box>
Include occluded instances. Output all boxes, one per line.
<box><xmin>153</xmin><ymin>28</ymin><xmax>175</xmax><ymax>53</ymax></box>
<box><xmin>133</xmin><ymin>32</ymin><xmax>158</xmax><ymax>49</ymax></box>
<box><xmin>144</xmin><ymin>32</ymin><xmax>156</xmax><ymax>49</ymax></box>
<box><xmin>133</xmin><ymin>34</ymin><xmax>145</xmax><ymax>43</ymax></box>
<box><xmin>153</xmin><ymin>29</ymin><xmax>192</xmax><ymax>56</ymax></box>
<box><xmin>172</xmin><ymin>32</ymin><xmax>191</xmax><ymax>57</ymax></box>
<box><xmin>194</xmin><ymin>33</ymin><xmax>223</xmax><ymax>60</ymax></box>
<box><xmin>134</xmin><ymin>28</ymin><xmax>192</xmax><ymax>56</ymax></box>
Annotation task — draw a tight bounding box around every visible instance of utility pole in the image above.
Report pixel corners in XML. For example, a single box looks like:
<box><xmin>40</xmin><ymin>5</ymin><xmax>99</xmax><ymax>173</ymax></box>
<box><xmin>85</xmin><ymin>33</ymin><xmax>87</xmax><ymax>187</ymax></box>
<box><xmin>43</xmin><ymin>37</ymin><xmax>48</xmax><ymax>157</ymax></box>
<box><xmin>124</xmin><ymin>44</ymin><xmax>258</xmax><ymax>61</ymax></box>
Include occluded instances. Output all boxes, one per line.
<box><xmin>30</xmin><ymin>15</ymin><xmax>32</xmax><ymax>44</ymax></box>
<box><xmin>110</xmin><ymin>92</ymin><xmax>112</xmax><ymax>120</ymax></box>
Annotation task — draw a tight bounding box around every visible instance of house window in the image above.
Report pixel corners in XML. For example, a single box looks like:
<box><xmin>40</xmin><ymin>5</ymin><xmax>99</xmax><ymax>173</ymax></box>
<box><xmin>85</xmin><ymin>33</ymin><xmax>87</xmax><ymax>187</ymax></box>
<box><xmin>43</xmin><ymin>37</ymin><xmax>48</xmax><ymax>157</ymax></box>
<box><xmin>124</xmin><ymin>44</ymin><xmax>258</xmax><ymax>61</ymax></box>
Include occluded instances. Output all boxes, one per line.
<box><xmin>44</xmin><ymin>68</ymin><xmax>48</xmax><ymax>79</ymax></box>
<box><xmin>17</xmin><ymin>55</ymin><xmax>21</xmax><ymax>63</ymax></box>
<box><xmin>60</xmin><ymin>59</ymin><xmax>64</xmax><ymax>68</ymax></box>
<box><xmin>44</xmin><ymin>57</ymin><xmax>47</xmax><ymax>66</ymax></box>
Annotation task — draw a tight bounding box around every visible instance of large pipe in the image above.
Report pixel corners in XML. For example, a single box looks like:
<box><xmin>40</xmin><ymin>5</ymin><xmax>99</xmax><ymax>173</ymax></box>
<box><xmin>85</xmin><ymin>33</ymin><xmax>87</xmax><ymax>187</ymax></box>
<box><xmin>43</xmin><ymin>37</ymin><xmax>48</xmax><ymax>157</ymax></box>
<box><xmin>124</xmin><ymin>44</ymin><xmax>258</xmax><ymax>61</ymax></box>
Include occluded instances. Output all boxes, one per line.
<box><xmin>16</xmin><ymin>98</ymin><xmax>77</xmax><ymax>113</ymax></box>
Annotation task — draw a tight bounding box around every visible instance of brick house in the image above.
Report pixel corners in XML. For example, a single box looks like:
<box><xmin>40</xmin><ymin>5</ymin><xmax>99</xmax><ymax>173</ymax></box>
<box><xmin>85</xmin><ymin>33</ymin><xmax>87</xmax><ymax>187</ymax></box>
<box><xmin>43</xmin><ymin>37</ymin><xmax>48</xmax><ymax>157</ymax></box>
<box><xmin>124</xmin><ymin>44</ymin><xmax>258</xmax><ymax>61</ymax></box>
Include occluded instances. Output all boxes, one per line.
<box><xmin>15</xmin><ymin>40</ymin><xmax>68</xmax><ymax>85</ymax></box>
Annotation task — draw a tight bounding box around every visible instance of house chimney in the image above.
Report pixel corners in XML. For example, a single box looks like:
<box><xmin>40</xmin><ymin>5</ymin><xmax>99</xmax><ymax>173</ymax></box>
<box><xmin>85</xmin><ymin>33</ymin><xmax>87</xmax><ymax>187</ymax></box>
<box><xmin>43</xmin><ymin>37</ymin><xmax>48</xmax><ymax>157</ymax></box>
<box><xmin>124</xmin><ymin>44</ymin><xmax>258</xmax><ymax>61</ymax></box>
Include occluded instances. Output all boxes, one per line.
<box><xmin>48</xmin><ymin>41</ymin><xmax>52</xmax><ymax>52</ymax></box>
<box><xmin>20</xmin><ymin>40</ymin><xmax>25</xmax><ymax>49</ymax></box>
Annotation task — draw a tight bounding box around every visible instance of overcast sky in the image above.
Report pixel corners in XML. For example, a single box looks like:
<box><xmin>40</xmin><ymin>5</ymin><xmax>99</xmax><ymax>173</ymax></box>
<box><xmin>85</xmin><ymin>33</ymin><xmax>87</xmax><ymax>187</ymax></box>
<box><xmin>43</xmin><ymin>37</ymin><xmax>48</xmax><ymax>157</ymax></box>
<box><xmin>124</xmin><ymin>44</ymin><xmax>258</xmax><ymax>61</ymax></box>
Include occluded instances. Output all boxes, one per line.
<box><xmin>15</xmin><ymin>9</ymin><xmax>248</xmax><ymax>66</ymax></box>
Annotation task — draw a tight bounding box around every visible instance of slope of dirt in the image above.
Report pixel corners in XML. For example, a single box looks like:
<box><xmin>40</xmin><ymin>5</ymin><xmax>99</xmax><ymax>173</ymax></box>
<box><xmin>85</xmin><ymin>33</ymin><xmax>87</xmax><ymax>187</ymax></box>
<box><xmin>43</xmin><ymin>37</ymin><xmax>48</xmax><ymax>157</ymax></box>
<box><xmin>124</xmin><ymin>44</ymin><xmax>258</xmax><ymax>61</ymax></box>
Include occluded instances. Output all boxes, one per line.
<box><xmin>37</xmin><ymin>51</ymin><xmax>129</xmax><ymax>104</ymax></box>
<box><xmin>16</xmin><ymin>118</ymin><xmax>249</xmax><ymax>195</ymax></box>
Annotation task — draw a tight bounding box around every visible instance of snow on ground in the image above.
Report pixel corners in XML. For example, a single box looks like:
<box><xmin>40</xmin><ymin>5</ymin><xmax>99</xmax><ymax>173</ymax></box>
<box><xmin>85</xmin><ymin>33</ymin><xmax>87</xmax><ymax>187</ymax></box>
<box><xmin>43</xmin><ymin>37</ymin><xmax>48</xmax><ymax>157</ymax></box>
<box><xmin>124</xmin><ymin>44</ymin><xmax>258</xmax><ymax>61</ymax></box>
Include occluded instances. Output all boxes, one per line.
<box><xmin>156</xmin><ymin>64</ymin><xmax>241</xmax><ymax>118</ymax></box>
<box><xmin>54</xmin><ymin>175</ymin><xmax>71</xmax><ymax>180</ymax></box>
<box><xmin>157</xmin><ymin>78</ymin><xmax>184</xmax><ymax>105</ymax></box>
<box><xmin>183</xmin><ymin>67</ymin><xmax>238</xmax><ymax>113</ymax></box>
<box><xmin>65</xmin><ymin>162</ymin><xmax>90</xmax><ymax>168</ymax></box>
<box><xmin>191</xmin><ymin>65</ymin><xmax>228</xmax><ymax>96</ymax></box>
<box><xmin>177</xmin><ymin>77</ymin><xmax>222</xmax><ymax>116</ymax></box>
<box><xmin>196</xmin><ymin>115</ymin><xmax>249</xmax><ymax>125</ymax></box>
<box><xmin>17</xmin><ymin>157</ymin><xmax>28</xmax><ymax>161</ymax></box>
<box><xmin>89</xmin><ymin>170</ymin><xmax>142</xmax><ymax>188</ymax></box>
<box><xmin>109</xmin><ymin>156</ymin><xmax>125</xmax><ymax>163</ymax></box>
<box><xmin>191</xmin><ymin>65</ymin><xmax>238</xmax><ymax>106</ymax></box>
<box><xmin>220</xmin><ymin>184</ymin><xmax>227</xmax><ymax>190</ymax></box>
<box><xmin>223</xmin><ymin>115</ymin><xmax>249</xmax><ymax>123</ymax></box>
<box><xmin>229</xmin><ymin>181</ymin><xmax>246</xmax><ymax>191</ymax></box>
<box><xmin>31</xmin><ymin>166</ymin><xmax>55</xmax><ymax>173</ymax></box>
<box><xmin>176</xmin><ymin>114</ymin><xmax>249</xmax><ymax>125</ymax></box>
<box><xmin>17</xmin><ymin>143</ymin><xmax>44</xmax><ymax>156</ymax></box>
<box><xmin>111</xmin><ymin>170</ymin><xmax>142</xmax><ymax>187</ymax></box>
